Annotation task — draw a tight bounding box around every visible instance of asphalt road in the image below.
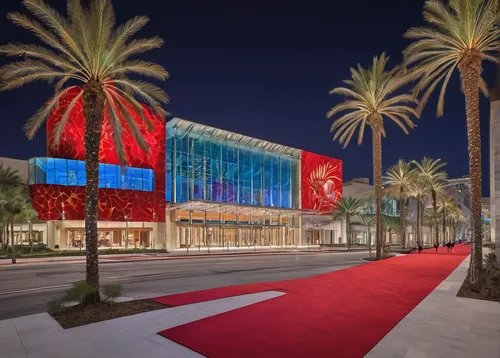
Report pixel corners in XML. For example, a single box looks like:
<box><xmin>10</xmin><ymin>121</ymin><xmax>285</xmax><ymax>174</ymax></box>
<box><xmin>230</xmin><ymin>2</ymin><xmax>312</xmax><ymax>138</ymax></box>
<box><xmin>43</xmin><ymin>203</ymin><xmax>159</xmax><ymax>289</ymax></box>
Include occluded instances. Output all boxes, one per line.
<box><xmin>0</xmin><ymin>251</ymin><xmax>367</xmax><ymax>320</ymax></box>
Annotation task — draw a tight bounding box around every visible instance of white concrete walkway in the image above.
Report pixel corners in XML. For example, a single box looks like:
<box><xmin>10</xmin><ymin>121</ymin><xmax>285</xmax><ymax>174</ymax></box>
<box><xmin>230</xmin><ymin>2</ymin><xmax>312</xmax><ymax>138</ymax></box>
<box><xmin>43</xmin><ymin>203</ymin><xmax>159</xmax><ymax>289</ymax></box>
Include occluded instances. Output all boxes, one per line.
<box><xmin>366</xmin><ymin>257</ymin><xmax>500</xmax><ymax>358</ymax></box>
<box><xmin>0</xmin><ymin>291</ymin><xmax>284</xmax><ymax>358</ymax></box>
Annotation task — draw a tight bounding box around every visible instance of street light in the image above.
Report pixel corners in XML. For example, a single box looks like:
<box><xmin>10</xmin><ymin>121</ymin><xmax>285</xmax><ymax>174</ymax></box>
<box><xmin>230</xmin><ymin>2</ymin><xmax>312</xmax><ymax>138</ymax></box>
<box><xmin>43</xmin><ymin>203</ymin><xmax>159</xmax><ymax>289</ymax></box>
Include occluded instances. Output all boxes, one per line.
<box><xmin>125</xmin><ymin>214</ymin><xmax>129</xmax><ymax>249</ymax></box>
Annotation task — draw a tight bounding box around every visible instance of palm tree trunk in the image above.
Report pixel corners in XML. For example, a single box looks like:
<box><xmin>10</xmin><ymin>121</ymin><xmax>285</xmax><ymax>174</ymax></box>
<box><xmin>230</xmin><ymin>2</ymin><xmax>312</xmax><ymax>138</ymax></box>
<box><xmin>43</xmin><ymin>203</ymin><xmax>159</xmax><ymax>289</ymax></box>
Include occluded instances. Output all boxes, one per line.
<box><xmin>400</xmin><ymin>195</ymin><xmax>405</xmax><ymax>249</ymax></box>
<box><xmin>367</xmin><ymin>229</ymin><xmax>372</xmax><ymax>256</ymax></box>
<box><xmin>346</xmin><ymin>214</ymin><xmax>351</xmax><ymax>251</ymax></box>
<box><xmin>416</xmin><ymin>199</ymin><xmax>420</xmax><ymax>247</ymax></box>
<box><xmin>442</xmin><ymin>209</ymin><xmax>446</xmax><ymax>244</ymax></box>
<box><xmin>432</xmin><ymin>189</ymin><xmax>439</xmax><ymax>246</ymax></box>
<box><xmin>82</xmin><ymin>80</ymin><xmax>106</xmax><ymax>304</ymax></box>
<box><xmin>6</xmin><ymin>223</ymin><xmax>9</xmax><ymax>252</ymax></box>
<box><xmin>11</xmin><ymin>217</ymin><xmax>16</xmax><ymax>264</ymax></box>
<box><xmin>460</xmin><ymin>56</ymin><xmax>483</xmax><ymax>286</ymax></box>
<box><xmin>372</xmin><ymin>122</ymin><xmax>383</xmax><ymax>260</ymax></box>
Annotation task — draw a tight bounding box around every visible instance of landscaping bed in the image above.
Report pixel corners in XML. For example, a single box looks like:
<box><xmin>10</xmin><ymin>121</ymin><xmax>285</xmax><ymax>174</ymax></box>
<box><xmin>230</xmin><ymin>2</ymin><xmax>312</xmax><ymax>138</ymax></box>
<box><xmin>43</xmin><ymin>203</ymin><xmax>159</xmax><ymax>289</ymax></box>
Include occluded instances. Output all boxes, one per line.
<box><xmin>51</xmin><ymin>299</ymin><xmax>168</xmax><ymax>329</ymax></box>
<box><xmin>457</xmin><ymin>272</ymin><xmax>500</xmax><ymax>303</ymax></box>
<box><xmin>457</xmin><ymin>252</ymin><xmax>500</xmax><ymax>303</ymax></box>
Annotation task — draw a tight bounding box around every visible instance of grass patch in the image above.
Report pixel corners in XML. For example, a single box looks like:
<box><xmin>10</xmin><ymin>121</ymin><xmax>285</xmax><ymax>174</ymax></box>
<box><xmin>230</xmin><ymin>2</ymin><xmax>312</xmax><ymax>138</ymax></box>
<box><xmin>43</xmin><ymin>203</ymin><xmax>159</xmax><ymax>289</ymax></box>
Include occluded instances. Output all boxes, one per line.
<box><xmin>50</xmin><ymin>300</ymin><xmax>168</xmax><ymax>329</ymax></box>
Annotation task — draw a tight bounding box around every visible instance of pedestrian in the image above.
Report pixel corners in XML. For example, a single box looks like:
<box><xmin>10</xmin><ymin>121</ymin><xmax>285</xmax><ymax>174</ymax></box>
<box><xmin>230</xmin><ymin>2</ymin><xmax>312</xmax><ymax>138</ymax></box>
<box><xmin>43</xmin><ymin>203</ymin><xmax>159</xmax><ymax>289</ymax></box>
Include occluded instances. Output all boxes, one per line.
<box><xmin>446</xmin><ymin>241</ymin><xmax>451</xmax><ymax>253</ymax></box>
<box><xmin>418</xmin><ymin>243</ymin><xmax>423</xmax><ymax>254</ymax></box>
<box><xmin>434</xmin><ymin>242</ymin><xmax>439</xmax><ymax>252</ymax></box>
<box><xmin>450</xmin><ymin>242</ymin><xmax>455</xmax><ymax>253</ymax></box>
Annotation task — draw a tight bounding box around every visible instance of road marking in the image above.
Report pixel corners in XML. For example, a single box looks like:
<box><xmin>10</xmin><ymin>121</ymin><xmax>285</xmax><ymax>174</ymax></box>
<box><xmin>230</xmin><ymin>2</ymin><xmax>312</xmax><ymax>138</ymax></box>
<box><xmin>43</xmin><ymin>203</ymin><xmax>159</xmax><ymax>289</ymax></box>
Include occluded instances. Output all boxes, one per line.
<box><xmin>0</xmin><ymin>284</ymin><xmax>72</xmax><ymax>296</ymax></box>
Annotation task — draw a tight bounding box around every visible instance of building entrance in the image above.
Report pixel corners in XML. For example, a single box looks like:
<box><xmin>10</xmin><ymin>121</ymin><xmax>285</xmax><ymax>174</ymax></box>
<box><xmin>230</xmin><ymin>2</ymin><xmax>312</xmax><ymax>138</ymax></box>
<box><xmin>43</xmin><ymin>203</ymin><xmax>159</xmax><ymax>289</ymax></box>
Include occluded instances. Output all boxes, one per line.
<box><xmin>177</xmin><ymin>225</ymin><xmax>296</xmax><ymax>248</ymax></box>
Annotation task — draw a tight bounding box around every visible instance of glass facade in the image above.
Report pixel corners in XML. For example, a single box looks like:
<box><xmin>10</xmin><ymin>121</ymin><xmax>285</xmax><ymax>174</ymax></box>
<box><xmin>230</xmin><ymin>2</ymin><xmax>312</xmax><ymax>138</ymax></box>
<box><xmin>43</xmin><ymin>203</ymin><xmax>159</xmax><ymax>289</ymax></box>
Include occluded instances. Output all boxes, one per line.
<box><xmin>166</xmin><ymin>127</ymin><xmax>299</xmax><ymax>208</ymax></box>
<box><xmin>29</xmin><ymin>157</ymin><xmax>154</xmax><ymax>192</ymax></box>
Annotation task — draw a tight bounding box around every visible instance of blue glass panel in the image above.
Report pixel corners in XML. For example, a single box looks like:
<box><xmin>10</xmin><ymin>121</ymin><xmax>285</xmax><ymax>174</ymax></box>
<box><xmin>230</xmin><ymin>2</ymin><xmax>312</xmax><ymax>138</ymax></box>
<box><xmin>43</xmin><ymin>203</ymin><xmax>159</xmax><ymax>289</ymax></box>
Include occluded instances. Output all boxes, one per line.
<box><xmin>272</xmin><ymin>156</ymin><xmax>280</xmax><ymax>207</ymax></box>
<box><xmin>143</xmin><ymin>170</ymin><xmax>153</xmax><ymax>191</ymax></box>
<box><xmin>46</xmin><ymin>158</ymin><xmax>55</xmax><ymax>184</ymax></box>
<box><xmin>77</xmin><ymin>161</ymin><xmax>86</xmax><ymax>186</ymax></box>
<box><xmin>120</xmin><ymin>167</ymin><xmax>131</xmax><ymax>190</ymax></box>
<box><xmin>129</xmin><ymin>167</ymin><xmax>143</xmax><ymax>190</ymax></box>
<box><xmin>67</xmin><ymin>160</ymin><xmax>78</xmax><ymax>186</ymax></box>
<box><xmin>104</xmin><ymin>164</ymin><xmax>118</xmax><ymax>188</ymax></box>
<box><xmin>98</xmin><ymin>163</ymin><xmax>105</xmax><ymax>188</ymax></box>
<box><xmin>54</xmin><ymin>159</ymin><xmax>67</xmax><ymax>185</ymax></box>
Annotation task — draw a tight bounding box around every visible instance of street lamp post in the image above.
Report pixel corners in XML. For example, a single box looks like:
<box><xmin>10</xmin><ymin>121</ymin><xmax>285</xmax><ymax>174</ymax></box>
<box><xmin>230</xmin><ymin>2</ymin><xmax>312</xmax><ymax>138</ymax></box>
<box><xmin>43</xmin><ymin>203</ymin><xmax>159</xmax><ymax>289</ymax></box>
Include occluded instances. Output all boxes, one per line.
<box><xmin>125</xmin><ymin>215</ymin><xmax>129</xmax><ymax>249</ymax></box>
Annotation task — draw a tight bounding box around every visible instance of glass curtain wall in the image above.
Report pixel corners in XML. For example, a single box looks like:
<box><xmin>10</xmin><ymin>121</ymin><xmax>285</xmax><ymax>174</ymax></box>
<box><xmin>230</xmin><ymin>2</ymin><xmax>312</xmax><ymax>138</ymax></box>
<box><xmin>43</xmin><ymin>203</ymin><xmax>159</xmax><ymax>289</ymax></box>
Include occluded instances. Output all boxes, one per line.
<box><xmin>29</xmin><ymin>158</ymin><xmax>154</xmax><ymax>192</ymax></box>
<box><xmin>166</xmin><ymin>127</ymin><xmax>298</xmax><ymax>208</ymax></box>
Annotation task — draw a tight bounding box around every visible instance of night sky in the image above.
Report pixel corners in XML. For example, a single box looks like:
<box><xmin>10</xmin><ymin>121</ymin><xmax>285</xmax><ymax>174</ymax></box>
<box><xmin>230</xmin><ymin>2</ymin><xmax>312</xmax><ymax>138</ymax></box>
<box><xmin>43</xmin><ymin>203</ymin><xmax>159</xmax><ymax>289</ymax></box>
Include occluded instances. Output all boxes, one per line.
<box><xmin>0</xmin><ymin>0</ymin><xmax>494</xmax><ymax>195</ymax></box>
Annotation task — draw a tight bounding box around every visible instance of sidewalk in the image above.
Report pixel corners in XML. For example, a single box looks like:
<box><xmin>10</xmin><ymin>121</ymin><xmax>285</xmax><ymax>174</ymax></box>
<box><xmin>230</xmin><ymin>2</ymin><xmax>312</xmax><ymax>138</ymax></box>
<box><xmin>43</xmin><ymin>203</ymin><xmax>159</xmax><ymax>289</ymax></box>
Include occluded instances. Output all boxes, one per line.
<box><xmin>0</xmin><ymin>245</ymin><xmax>494</xmax><ymax>357</ymax></box>
<box><xmin>366</xmin><ymin>255</ymin><xmax>500</xmax><ymax>358</ymax></box>
<box><xmin>0</xmin><ymin>245</ymin><xmax>366</xmax><ymax>267</ymax></box>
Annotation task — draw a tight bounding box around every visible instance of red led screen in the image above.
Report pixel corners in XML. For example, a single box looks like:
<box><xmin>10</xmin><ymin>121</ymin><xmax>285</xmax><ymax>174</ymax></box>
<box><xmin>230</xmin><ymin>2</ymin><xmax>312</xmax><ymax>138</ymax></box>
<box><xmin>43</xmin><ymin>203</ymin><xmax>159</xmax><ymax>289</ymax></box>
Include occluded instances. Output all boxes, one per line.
<box><xmin>35</xmin><ymin>87</ymin><xmax>166</xmax><ymax>222</ymax></box>
<box><xmin>30</xmin><ymin>184</ymin><xmax>164</xmax><ymax>222</ymax></box>
<box><xmin>301</xmin><ymin>151</ymin><xmax>342</xmax><ymax>212</ymax></box>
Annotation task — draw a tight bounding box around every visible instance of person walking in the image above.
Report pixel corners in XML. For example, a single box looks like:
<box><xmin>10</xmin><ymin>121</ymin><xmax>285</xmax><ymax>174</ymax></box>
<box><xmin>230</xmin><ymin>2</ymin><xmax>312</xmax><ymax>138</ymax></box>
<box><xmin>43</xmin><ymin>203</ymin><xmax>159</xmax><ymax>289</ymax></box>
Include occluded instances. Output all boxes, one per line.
<box><xmin>446</xmin><ymin>241</ymin><xmax>451</xmax><ymax>253</ymax></box>
<box><xmin>450</xmin><ymin>242</ymin><xmax>455</xmax><ymax>253</ymax></box>
<box><xmin>418</xmin><ymin>243</ymin><xmax>423</xmax><ymax>254</ymax></box>
<box><xmin>434</xmin><ymin>242</ymin><xmax>439</xmax><ymax>252</ymax></box>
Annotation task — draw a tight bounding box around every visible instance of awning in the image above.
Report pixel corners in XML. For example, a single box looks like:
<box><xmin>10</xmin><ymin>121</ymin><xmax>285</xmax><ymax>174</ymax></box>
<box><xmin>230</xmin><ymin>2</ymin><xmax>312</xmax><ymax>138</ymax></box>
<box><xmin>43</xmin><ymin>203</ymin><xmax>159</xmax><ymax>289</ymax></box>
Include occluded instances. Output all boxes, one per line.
<box><xmin>169</xmin><ymin>200</ymin><xmax>318</xmax><ymax>216</ymax></box>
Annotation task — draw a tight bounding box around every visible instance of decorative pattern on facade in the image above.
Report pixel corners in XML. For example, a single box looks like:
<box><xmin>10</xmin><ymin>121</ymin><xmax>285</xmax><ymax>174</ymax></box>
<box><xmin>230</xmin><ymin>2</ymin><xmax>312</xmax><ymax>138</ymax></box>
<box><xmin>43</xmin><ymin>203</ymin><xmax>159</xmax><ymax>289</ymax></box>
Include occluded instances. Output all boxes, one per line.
<box><xmin>301</xmin><ymin>151</ymin><xmax>342</xmax><ymax>212</ymax></box>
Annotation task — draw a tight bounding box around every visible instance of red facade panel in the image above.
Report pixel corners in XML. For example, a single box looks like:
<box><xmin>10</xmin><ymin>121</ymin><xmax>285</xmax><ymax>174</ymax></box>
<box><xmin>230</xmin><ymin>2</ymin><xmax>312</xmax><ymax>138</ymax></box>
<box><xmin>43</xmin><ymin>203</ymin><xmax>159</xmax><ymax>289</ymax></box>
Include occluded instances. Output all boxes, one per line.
<box><xmin>35</xmin><ymin>88</ymin><xmax>166</xmax><ymax>222</ymax></box>
<box><xmin>30</xmin><ymin>184</ymin><xmax>164</xmax><ymax>222</ymax></box>
<box><xmin>301</xmin><ymin>150</ymin><xmax>342</xmax><ymax>212</ymax></box>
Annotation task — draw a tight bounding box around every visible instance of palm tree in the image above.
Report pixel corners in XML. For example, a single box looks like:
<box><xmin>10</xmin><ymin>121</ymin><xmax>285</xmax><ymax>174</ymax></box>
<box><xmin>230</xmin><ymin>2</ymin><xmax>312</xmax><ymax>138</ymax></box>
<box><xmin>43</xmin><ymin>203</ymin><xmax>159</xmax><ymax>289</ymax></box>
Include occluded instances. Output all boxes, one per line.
<box><xmin>328</xmin><ymin>53</ymin><xmax>418</xmax><ymax>260</ymax></box>
<box><xmin>403</xmin><ymin>0</ymin><xmax>500</xmax><ymax>282</ymax></box>
<box><xmin>18</xmin><ymin>203</ymin><xmax>38</xmax><ymax>253</ymax></box>
<box><xmin>439</xmin><ymin>196</ymin><xmax>458</xmax><ymax>244</ymax></box>
<box><xmin>409</xmin><ymin>176</ymin><xmax>430</xmax><ymax>248</ymax></box>
<box><xmin>0</xmin><ymin>165</ymin><xmax>23</xmax><ymax>252</ymax></box>
<box><xmin>0</xmin><ymin>186</ymin><xmax>26</xmax><ymax>264</ymax></box>
<box><xmin>359</xmin><ymin>213</ymin><xmax>375</xmax><ymax>256</ymax></box>
<box><xmin>0</xmin><ymin>0</ymin><xmax>168</xmax><ymax>302</ymax></box>
<box><xmin>333</xmin><ymin>196</ymin><xmax>365</xmax><ymax>250</ymax></box>
<box><xmin>383</xmin><ymin>216</ymin><xmax>400</xmax><ymax>249</ymax></box>
<box><xmin>385</xmin><ymin>160</ymin><xmax>415</xmax><ymax>249</ymax></box>
<box><xmin>424</xmin><ymin>207</ymin><xmax>441</xmax><ymax>245</ymax></box>
<box><xmin>412</xmin><ymin>157</ymin><xmax>447</xmax><ymax>246</ymax></box>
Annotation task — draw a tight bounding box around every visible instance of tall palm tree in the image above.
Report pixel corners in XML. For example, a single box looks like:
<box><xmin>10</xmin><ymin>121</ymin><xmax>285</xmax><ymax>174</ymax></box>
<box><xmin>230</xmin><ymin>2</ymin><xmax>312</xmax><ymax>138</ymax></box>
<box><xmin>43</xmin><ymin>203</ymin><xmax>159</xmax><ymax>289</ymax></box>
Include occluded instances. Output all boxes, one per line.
<box><xmin>0</xmin><ymin>0</ymin><xmax>168</xmax><ymax>302</ymax></box>
<box><xmin>359</xmin><ymin>213</ymin><xmax>375</xmax><ymax>256</ymax></box>
<box><xmin>328</xmin><ymin>53</ymin><xmax>418</xmax><ymax>260</ymax></box>
<box><xmin>385</xmin><ymin>160</ymin><xmax>415</xmax><ymax>249</ymax></box>
<box><xmin>424</xmin><ymin>207</ymin><xmax>441</xmax><ymax>245</ymax></box>
<box><xmin>403</xmin><ymin>0</ymin><xmax>500</xmax><ymax>282</ymax></box>
<box><xmin>333</xmin><ymin>196</ymin><xmax>365</xmax><ymax>250</ymax></box>
<box><xmin>412</xmin><ymin>157</ymin><xmax>447</xmax><ymax>245</ymax></box>
<box><xmin>409</xmin><ymin>176</ymin><xmax>430</xmax><ymax>248</ymax></box>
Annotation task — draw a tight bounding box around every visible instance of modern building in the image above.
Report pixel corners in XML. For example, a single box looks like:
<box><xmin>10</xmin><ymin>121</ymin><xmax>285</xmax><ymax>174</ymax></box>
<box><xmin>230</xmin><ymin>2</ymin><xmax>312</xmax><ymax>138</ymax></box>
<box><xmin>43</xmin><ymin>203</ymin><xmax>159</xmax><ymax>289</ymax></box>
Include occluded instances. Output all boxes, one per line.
<box><xmin>24</xmin><ymin>100</ymin><xmax>343</xmax><ymax>250</ymax></box>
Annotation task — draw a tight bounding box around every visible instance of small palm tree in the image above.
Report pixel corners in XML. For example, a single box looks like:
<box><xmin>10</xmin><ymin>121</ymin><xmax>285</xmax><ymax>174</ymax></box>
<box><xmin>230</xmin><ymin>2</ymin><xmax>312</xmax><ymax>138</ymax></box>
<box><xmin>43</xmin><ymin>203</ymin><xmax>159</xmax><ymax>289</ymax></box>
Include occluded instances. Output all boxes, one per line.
<box><xmin>18</xmin><ymin>203</ymin><xmax>38</xmax><ymax>253</ymax></box>
<box><xmin>403</xmin><ymin>0</ymin><xmax>500</xmax><ymax>281</ymax></box>
<box><xmin>0</xmin><ymin>165</ymin><xmax>23</xmax><ymax>252</ymax></box>
<box><xmin>0</xmin><ymin>0</ymin><xmax>169</xmax><ymax>302</ymax></box>
<box><xmin>333</xmin><ymin>196</ymin><xmax>365</xmax><ymax>250</ymax></box>
<box><xmin>328</xmin><ymin>53</ymin><xmax>418</xmax><ymax>260</ymax></box>
<box><xmin>409</xmin><ymin>176</ymin><xmax>431</xmax><ymax>248</ymax></box>
<box><xmin>359</xmin><ymin>213</ymin><xmax>375</xmax><ymax>256</ymax></box>
<box><xmin>0</xmin><ymin>186</ymin><xmax>26</xmax><ymax>264</ymax></box>
<box><xmin>385</xmin><ymin>160</ymin><xmax>415</xmax><ymax>249</ymax></box>
<box><xmin>412</xmin><ymin>157</ymin><xmax>447</xmax><ymax>245</ymax></box>
<box><xmin>439</xmin><ymin>196</ymin><xmax>458</xmax><ymax>244</ymax></box>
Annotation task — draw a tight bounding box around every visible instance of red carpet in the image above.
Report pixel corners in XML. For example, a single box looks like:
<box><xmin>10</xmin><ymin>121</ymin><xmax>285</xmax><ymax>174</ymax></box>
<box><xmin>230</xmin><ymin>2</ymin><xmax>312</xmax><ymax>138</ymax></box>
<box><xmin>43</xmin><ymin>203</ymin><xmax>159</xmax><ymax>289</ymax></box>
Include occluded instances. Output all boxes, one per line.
<box><xmin>157</xmin><ymin>247</ymin><xmax>469</xmax><ymax>358</ymax></box>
